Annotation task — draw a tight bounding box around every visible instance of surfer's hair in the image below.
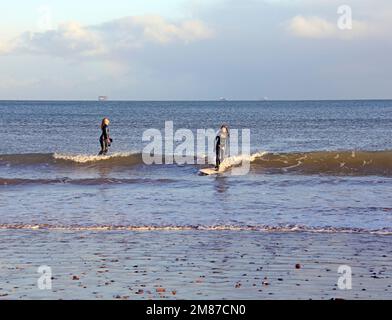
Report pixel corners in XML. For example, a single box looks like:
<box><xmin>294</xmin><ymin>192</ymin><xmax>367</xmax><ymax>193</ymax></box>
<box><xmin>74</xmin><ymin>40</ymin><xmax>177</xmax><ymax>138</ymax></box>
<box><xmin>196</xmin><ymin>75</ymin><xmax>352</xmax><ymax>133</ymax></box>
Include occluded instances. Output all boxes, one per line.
<box><xmin>101</xmin><ymin>118</ymin><xmax>109</xmax><ymax>129</ymax></box>
<box><xmin>221</xmin><ymin>124</ymin><xmax>230</xmax><ymax>136</ymax></box>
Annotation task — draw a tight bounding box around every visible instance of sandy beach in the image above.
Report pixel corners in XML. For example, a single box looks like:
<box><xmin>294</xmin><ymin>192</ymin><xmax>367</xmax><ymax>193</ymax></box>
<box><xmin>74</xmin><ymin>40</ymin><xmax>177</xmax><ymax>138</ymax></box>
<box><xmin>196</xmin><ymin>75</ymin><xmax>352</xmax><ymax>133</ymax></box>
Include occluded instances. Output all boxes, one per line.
<box><xmin>0</xmin><ymin>229</ymin><xmax>391</xmax><ymax>300</ymax></box>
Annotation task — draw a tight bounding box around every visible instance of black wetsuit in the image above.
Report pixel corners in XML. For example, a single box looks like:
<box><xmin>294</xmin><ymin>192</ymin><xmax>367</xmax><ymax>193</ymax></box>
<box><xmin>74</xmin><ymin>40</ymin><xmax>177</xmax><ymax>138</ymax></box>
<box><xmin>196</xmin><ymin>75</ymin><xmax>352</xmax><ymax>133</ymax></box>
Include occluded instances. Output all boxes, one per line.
<box><xmin>99</xmin><ymin>125</ymin><xmax>110</xmax><ymax>155</ymax></box>
<box><xmin>215</xmin><ymin>131</ymin><xmax>229</xmax><ymax>169</ymax></box>
<box><xmin>215</xmin><ymin>135</ymin><xmax>222</xmax><ymax>168</ymax></box>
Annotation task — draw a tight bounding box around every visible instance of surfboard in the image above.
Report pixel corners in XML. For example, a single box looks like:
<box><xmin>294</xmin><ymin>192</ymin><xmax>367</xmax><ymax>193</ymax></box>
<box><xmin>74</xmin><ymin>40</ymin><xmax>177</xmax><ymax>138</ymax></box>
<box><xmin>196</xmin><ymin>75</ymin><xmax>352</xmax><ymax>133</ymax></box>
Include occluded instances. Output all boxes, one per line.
<box><xmin>199</xmin><ymin>167</ymin><xmax>224</xmax><ymax>175</ymax></box>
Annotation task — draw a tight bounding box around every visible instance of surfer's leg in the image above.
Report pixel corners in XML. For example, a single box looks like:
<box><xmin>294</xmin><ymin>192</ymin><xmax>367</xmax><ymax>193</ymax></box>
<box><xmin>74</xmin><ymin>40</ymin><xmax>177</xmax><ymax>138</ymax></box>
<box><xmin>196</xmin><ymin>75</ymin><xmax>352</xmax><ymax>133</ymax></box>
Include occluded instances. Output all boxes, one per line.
<box><xmin>103</xmin><ymin>140</ymin><xmax>109</xmax><ymax>155</ymax></box>
<box><xmin>215</xmin><ymin>148</ymin><xmax>220</xmax><ymax>169</ymax></box>
<box><xmin>219</xmin><ymin>148</ymin><xmax>225</xmax><ymax>167</ymax></box>
<box><xmin>99</xmin><ymin>138</ymin><xmax>109</xmax><ymax>155</ymax></box>
<box><xmin>99</xmin><ymin>139</ymin><xmax>104</xmax><ymax>155</ymax></box>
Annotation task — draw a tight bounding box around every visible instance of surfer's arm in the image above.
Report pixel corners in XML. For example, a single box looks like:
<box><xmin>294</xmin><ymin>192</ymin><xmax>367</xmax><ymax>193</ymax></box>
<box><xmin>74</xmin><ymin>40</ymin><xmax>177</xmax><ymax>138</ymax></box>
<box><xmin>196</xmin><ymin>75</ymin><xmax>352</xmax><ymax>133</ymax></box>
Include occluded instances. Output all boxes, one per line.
<box><xmin>214</xmin><ymin>136</ymin><xmax>220</xmax><ymax>152</ymax></box>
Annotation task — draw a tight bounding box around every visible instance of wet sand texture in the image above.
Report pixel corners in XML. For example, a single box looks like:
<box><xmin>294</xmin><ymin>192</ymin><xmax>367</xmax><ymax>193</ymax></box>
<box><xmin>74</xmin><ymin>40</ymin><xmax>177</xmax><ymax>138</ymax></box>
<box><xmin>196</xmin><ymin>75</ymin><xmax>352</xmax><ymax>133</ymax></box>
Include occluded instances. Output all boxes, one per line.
<box><xmin>0</xmin><ymin>230</ymin><xmax>391</xmax><ymax>299</ymax></box>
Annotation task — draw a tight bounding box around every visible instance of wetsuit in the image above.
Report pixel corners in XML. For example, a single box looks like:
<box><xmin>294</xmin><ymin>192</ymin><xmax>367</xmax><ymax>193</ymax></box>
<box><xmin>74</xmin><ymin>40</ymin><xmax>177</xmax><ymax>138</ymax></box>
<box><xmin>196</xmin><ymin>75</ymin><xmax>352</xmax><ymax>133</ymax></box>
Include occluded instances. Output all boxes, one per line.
<box><xmin>215</xmin><ymin>130</ymin><xmax>229</xmax><ymax>169</ymax></box>
<box><xmin>99</xmin><ymin>125</ymin><xmax>110</xmax><ymax>155</ymax></box>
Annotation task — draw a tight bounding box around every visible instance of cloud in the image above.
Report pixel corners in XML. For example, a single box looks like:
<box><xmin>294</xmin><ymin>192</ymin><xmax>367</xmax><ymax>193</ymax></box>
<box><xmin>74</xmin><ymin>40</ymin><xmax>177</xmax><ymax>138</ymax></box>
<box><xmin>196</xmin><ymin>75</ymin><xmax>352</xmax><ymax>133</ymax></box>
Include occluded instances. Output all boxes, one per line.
<box><xmin>288</xmin><ymin>16</ymin><xmax>336</xmax><ymax>38</ymax></box>
<box><xmin>128</xmin><ymin>15</ymin><xmax>214</xmax><ymax>44</ymax></box>
<box><xmin>0</xmin><ymin>41</ymin><xmax>12</xmax><ymax>54</ymax></box>
<box><xmin>287</xmin><ymin>15</ymin><xmax>370</xmax><ymax>39</ymax></box>
<box><xmin>2</xmin><ymin>15</ymin><xmax>214</xmax><ymax>59</ymax></box>
<box><xmin>13</xmin><ymin>22</ymin><xmax>105</xmax><ymax>57</ymax></box>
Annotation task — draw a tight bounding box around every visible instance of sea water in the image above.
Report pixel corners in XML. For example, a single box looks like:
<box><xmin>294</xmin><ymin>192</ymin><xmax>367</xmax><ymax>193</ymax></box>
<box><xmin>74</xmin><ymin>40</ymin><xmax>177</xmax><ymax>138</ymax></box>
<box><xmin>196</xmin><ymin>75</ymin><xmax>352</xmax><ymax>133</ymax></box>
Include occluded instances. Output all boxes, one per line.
<box><xmin>0</xmin><ymin>100</ymin><xmax>391</xmax><ymax>233</ymax></box>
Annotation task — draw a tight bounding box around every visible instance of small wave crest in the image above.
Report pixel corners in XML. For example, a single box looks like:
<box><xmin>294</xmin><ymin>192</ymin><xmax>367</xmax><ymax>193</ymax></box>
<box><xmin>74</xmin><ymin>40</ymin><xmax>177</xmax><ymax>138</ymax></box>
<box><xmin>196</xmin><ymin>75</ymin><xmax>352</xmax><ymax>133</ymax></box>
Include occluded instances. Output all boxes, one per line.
<box><xmin>250</xmin><ymin>150</ymin><xmax>392</xmax><ymax>176</ymax></box>
<box><xmin>0</xmin><ymin>152</ymin><xmax>143</xmax><ymax>167</ymax></box>
<box><xmin>219</xmin><ymin>151</ymin><xmax>267</xmax><ymax>171</ymax></box>
<box><xmin>53</xmin><ymin>152</ymin><xmax>135</xmax><ymax>164</ymax></box>
<box><xmin>0</xmin><ymin>177</ymin><xmax>177</xmax><ymax>186</ymax></box>
<box><xmin>0</xmin><ymin>223</ymin><xmax>390</xmax><ymax>235</ymax></box>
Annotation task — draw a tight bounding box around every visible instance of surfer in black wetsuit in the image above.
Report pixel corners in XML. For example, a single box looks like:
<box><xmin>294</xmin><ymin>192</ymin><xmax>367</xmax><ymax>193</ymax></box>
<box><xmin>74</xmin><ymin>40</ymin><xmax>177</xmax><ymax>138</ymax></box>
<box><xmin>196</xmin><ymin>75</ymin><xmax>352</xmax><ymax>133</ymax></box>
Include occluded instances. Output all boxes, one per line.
<box><xmin>99</xmin><ymin>118</ymin><xmax>112</xmax><ymax>155</ymax></box>
<box><xmin>215</xmin><ymin>124</ymin><xmax>230</xmax><ymax>170</ymax></box>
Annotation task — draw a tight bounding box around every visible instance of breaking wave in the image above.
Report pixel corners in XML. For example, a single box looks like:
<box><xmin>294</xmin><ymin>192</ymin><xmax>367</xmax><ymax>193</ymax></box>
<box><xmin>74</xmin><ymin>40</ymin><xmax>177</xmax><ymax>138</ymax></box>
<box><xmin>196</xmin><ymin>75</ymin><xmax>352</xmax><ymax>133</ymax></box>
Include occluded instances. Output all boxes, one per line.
<box><xmin>0</xmin><ymin>223</ymin><xmax>390</xmax><ymax>235</ymax></box>
<box><xmin>0</xmin><ymin>152</ymin><xmax>143</xmax><ymax>167</ymax></box>
<box><xmin>249</xmin><ymin>150</ymin><xmax>392</xmax><ymax>176</ymax></box>
<box><xmin>1</xmin><ymin>150</ymin><xmax>392</xmax><ymax>176</ymax></box>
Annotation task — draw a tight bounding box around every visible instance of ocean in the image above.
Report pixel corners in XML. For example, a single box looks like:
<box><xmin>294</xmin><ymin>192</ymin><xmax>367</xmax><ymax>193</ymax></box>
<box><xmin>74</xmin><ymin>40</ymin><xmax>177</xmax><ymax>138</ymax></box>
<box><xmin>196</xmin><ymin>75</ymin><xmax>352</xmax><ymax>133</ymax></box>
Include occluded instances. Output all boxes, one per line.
<box><xmin>0</xmin><ymin>100</ymin><xmax>392</xmax><ymax>233</ymax></box>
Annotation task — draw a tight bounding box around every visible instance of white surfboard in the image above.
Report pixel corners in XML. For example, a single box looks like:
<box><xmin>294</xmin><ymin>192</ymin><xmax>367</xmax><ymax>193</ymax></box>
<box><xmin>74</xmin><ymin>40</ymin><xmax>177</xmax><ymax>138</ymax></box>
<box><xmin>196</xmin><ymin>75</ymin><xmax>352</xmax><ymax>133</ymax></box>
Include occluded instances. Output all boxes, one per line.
<box><xmin>199</xmin><ymin>167</ymin><xmax>225</xmax><ymax>175</ymax></box>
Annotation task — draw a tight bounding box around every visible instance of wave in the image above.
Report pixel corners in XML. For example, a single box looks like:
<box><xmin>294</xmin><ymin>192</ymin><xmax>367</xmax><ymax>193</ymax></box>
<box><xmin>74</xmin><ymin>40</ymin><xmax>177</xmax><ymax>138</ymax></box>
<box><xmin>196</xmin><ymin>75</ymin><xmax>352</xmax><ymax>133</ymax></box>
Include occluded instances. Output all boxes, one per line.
<box><xmin>0</xmin><ymin>223</ymin><xmax>390</xmax><ymax>235</ymax></box>
<box><xmin>1</xmin><ymin>150</ymin><xmax>392</xmax><ymax>176</ymax></box>
<box><xmin>53</xmin><ymin>152</ymin><xmax>144</xmax><ymax>164</ymax></box>
<box><xmin>249</xmin><ymin>150</ymin><xmax>392</xmax><ymax>176</ymax></box>
<box><xmin>0</xmin><ymin>152</ymin><xmax>143</xmax><ymax>167</ymax></box>
<box><xmin>219</xmin><ymin>151</ymin><xmax>267</xmax><ymax>171</ymax></box>
<box><xmin>0</xmin><ymin>177</ymin><xmax>177</xmax><ymax>186</ymax></box>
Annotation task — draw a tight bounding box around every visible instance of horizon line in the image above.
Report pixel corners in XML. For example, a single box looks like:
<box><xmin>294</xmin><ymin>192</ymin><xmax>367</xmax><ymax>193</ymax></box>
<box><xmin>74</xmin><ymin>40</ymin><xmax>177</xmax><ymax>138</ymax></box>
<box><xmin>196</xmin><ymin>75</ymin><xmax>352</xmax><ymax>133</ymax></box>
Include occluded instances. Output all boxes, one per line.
<box><xmin>1</xmin><ymin>98</ymin><xmax>392</xmax><ymax>102</ymax></box>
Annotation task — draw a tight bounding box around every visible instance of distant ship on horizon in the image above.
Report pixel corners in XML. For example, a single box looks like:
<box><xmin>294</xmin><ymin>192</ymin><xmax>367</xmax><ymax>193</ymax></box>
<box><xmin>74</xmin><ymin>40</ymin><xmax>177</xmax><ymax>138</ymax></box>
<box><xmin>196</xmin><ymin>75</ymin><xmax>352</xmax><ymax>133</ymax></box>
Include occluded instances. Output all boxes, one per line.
<box><xmin>98</xmin><ymin>96</ymin><xmax>108</xmax><ymax>101</ymax></box>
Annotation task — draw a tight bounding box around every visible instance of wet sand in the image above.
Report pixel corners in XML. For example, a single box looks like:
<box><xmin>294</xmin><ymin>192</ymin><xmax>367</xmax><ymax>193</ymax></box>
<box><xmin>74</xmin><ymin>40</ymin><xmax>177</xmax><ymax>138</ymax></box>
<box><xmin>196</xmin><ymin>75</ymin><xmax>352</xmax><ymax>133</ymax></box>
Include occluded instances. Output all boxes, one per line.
<box><xmin>0</xmin><ymin>230</ymin><xmax>391</xmax><ymax>299</ymax></box>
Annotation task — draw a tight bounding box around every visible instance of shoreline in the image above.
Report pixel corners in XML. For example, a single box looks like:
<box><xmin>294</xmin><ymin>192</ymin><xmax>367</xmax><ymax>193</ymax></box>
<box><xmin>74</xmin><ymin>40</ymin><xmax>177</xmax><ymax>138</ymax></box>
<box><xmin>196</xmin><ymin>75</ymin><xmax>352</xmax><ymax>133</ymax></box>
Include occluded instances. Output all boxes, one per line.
<box><xmin>0</xmin><ymin>224</ymin><xmax>391</xmax><ymax>235</ymax></box>
<box><xmin>0</xmin><ymin>230</ymin><xmax>391</xmax><ymax>299</ymax></box>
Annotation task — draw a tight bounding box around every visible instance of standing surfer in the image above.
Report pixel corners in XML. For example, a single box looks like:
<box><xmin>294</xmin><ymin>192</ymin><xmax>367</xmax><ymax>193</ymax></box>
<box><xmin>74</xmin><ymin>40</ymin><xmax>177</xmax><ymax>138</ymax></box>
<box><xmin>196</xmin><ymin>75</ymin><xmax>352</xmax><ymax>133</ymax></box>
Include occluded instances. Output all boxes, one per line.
<box><xmin>99</xmin><ymin>117</ymin><xmax>112</xmax><ymax>155</ymax></box>
<box><xmin>215</xmin><ymin>124</ymin><xmax>230</xmax><ymax>170</ymax></box>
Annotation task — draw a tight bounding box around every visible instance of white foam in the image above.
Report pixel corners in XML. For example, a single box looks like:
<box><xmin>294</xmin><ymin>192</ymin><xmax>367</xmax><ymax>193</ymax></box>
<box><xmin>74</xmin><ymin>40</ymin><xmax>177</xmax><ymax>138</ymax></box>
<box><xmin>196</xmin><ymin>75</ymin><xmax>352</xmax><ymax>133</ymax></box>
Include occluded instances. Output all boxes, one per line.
<box><xmin>219</xmin><ymin>151</ymin><xmax>268</xmax><ymax>170</ymax></box>
<box><xmin>0</xmin><ymin>223</ymin><xmax>390</xmax><ymax>235</ymax></box>
<box><xmin>53</xmin><ymin>152</ymin><xmax>134</xmax><ymax>164</ymax></box>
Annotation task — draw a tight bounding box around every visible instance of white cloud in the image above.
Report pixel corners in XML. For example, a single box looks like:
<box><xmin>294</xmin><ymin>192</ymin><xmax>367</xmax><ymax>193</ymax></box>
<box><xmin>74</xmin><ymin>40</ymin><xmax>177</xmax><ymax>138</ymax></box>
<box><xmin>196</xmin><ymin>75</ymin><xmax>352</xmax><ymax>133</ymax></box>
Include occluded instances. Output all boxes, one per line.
<box><xmin>2</xmin><ymin>15</ymin><xmax>214</xmax><ymax>59</ymax></box>
<box><xmin>14</xmin><ymin>22</ymin><xmax>106</xmax><ymax>57</ymax></box>
<box><xmin>288</xmin><ymin>16</ymin><xmax>336</xmax><ymax>38</ymax></box>
<box><xmin>130</xmin><ymin>15</ymin><xmax>214</xmax><ymax>44</ymax></box>
<box><xmin>287</xmin><ymin>15</ymin><xmax>370</xmax><ymax>39</ymax></box>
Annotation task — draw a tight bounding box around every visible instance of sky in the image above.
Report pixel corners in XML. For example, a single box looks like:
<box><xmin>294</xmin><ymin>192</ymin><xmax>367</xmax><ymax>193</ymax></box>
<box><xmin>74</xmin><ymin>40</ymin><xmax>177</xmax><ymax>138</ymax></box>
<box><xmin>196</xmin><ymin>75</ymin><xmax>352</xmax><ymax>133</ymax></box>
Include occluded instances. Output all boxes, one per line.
<box><xmin>0</xmin><ymin>0</ymin><xmax>391</xmax><ymax>100</ymax></box>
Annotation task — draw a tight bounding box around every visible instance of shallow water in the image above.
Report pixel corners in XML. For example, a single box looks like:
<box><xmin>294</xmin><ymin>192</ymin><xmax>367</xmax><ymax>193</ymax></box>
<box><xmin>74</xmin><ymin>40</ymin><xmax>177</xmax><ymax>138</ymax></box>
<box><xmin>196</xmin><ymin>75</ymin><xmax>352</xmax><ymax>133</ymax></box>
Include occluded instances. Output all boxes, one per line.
<box><xmin>1</xmin><ymin>100</ymin><xmax>391</xmax><ymax>234</ymax></box>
